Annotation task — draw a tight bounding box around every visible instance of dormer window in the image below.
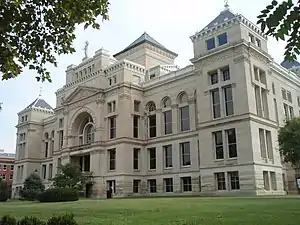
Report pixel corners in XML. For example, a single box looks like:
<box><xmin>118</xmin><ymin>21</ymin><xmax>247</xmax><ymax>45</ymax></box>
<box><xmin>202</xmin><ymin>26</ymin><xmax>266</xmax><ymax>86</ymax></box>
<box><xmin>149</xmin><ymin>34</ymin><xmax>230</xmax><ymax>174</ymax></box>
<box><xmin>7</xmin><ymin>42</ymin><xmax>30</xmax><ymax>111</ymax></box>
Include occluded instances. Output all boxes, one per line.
<box><xmin>150</xmin><ymin>74</ymin><xmax>156</xmax><ymax>79</ymax></box>
<box><xmin>249</xmin><ymin>34</ymin><xmax>254</xmax><ymax>43</ymax></box>
<box><xmin>217</xmin><ymin>33</ymin><xmax>228</xmax><ymax>46</ymax></box>
<box><xmin>255</xmin><ymin>38</ymin><xmax>261</xmax><ymax>48</ymax></box>
<box><xmin>206</xmin><ymin>38</ymin><xmax>215</xmax><ymax>50</ymax></box>
<box><xmin>224</xmin><ymin>18</ymin><xmax>228</xmax><ymax>21</ymax></box>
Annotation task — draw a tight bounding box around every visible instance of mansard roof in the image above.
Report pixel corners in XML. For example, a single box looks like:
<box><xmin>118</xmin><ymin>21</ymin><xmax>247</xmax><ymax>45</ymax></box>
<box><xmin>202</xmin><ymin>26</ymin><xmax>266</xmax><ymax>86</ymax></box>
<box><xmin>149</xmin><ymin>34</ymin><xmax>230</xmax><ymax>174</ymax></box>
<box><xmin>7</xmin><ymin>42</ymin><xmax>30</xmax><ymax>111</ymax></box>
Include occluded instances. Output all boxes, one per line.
<box><xmin>24</xmin><ymin>98</ymin><xmax>53</xmax><ymax>111</ymax></box>
<box><xmin>113</xmin><ymin>32</ymin><xmax>178</xmax><ymax>57</ymax></box>
<box><xmin>200</xmin><ymin>8</ymin><xmax>236</xmax><ymax>32</ymax></box>
<box><xmin>280</xmin><ymin>59</ymin><xmax>300</xmax><ymax>70</ymax></box>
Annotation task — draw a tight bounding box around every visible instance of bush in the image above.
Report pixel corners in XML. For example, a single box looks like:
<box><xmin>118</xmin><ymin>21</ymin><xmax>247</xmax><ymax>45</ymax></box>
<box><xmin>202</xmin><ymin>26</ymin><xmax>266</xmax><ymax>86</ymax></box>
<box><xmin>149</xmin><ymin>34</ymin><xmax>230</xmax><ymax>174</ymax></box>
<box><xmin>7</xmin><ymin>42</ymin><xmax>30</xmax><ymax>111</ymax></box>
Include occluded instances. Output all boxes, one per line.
<box><xmin>0</xmin><ymin>215</ymin><xmax>17</xmax><ymax>225</ymax></box>
<box><xmin>21</xmin><ymin>173</ymin><xmax>45</xmax><ymax>201</ymax></box>
<box><xmin>38</xmin><ymin>188</ymin><xmax>78</xmax><ymax>203</ymax></box>
<box><xmin>47</xmin><ymin>214</ymin><xmax>77</xmax><ymax>225</ymax></box>
<box><xmin>0</xmin><ymin>180</ymin><xmax>9</xmax><ymax>202</ymax></box>
<box><xmin>18</xmin><ymin>216</ymin><xmax>45</xmax><ymax>225</ymax></box>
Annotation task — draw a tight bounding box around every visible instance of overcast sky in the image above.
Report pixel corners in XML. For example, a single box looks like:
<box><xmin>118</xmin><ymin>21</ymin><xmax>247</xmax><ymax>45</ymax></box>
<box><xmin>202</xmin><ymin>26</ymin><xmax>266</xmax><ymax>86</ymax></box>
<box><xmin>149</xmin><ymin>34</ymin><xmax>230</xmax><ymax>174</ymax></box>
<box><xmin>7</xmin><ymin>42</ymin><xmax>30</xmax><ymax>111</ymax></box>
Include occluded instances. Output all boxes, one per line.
<box><xmin>0</xmin><ymin>0</ymin><xmax>288</xmax><ymax>153</ymax></box>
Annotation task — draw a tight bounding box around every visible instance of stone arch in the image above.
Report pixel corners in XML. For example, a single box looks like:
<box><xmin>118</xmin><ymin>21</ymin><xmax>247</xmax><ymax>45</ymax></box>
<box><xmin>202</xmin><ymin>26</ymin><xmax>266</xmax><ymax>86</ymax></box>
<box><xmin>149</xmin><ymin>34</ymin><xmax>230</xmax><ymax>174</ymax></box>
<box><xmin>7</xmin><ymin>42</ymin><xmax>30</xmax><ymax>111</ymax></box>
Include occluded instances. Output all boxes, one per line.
<box><xmin>69</xmin><ymin>107</ymin><xmax>97</xmax><ymax>133</ymax></box>
<box><xmin>177</xmin><ymin>91</ymin><xmax>188</xmax><ymax>104</ymax></box>
<box><xmin>161</xmin><ymin>96</ymin><xmax>172</xmax><ymax>108</ymax></box>
<box><xmin>145</xmin><ymin>101</ymin><xmax>156</xmax><ymax>112</ymax></box>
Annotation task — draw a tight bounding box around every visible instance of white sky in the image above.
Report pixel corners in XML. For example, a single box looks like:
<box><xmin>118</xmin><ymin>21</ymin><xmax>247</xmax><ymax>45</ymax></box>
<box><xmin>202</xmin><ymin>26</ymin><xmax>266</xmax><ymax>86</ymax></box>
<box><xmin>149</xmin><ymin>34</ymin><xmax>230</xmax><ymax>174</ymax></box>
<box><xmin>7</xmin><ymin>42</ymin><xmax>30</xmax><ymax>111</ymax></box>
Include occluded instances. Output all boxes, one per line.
<box><xmin>0</xmin><ymin>0</ymin><xmax>288</xmax><ymax>153</ymax></box>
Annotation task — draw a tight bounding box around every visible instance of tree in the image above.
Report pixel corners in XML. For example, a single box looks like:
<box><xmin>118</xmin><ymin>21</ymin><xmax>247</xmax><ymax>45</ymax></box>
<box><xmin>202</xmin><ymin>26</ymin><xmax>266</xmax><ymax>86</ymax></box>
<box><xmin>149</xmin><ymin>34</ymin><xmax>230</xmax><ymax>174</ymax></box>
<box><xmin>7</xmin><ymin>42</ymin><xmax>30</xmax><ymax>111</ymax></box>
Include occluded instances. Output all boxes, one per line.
<box><xmin>278</xmin><ymin>117</ymin><xmax>300</xmax><ymax>167</ymax></box>
<box><xmin>52</xmin><ymin>163</ymin><xmax>90</xmax><ymax>190</ymax></box>
<box><xmin>0</xmin><ymin>178</ymin><xmax>9</xmax><ymax>202</ymax></box>
<box><xmin>0</xmin><ymin>0</ymin><xmax>110</xmax><ymax>82</ymax></box>
<box><xmin>20</xmin><ymin>173</ymin><xmax>45</xmax><ymax>201</ymax></box>
<box><xmin>257</xmin><ymin>0</ymin><xmax>300</xmax><ymax>62</ymax></box>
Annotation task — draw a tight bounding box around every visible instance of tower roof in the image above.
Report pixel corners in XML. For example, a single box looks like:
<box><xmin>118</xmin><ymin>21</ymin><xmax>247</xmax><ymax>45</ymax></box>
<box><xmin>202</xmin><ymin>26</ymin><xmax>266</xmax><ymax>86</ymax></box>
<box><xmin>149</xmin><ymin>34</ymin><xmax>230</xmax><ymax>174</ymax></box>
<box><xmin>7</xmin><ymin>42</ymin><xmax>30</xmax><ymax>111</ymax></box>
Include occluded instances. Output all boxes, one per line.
<box><xmin>24</xmin><ymin>98</ymin><xmax>53</xmax><ymax>111</ymax></box>
<box><xmin>113</xmin><ymin>32</ymin><xmax>178</xmax><ymax>58</ymax></box>
<box><xmin>200</xmin><ymin>8</ymin><xmax>236</xmax><ymax>33</ymax></box>
<box><xmin>280</xmin><ymin>59</ymin><xmax>300</xmax><ymax>70</ymax></box>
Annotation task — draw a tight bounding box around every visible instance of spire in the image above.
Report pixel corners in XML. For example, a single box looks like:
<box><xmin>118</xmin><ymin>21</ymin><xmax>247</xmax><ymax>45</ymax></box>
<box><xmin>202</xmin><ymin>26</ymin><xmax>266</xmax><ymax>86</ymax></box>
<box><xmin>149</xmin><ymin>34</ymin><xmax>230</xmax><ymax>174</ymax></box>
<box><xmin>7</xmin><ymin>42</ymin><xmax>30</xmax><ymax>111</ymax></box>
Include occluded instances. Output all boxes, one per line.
<box><xmin>224</xmin><ymin>0</ymin><xmax>229</xmax><ymax>9</ymax></box>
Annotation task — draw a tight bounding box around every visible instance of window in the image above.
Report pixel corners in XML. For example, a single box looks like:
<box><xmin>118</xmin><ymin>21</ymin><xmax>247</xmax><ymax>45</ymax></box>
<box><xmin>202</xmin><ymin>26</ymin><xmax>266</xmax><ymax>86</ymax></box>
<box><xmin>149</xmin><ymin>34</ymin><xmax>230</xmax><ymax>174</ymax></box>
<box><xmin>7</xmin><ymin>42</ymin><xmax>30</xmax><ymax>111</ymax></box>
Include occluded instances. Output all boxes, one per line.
<box><xmin>108</xmin><ymin>149</ymin><xmax>116</xmax><ymax>171</ymax></box>
<box><xmin>10</xmin><ymin>165</ymin><xmax>14</xmax><ymax>171</ymax></box>
<box><xmin>218</xmin><ymin>33</ymin><xmax>227</xmax><ymax>46</ymax></box>
<box><xmin>1</xmin><ymin>174</ymin><xmax>5</xmax><ymax>180</ymax></box>
<box><xmin>48</xmin><ymin>164</ymin><xmax>53</xmax><ymax>179</ymax></box>
<box><xmin>134</xmin><ymin>100</ymin><xmax>140</xmax><ymax>112</ymax></box>
<box><xmin>59</xmin><ymin>118</ymin><xmax>64</xmax><ymax>128</ymax></box>
<box><xmin>25</xmin><ymin>115</ymin><xmax>28</xmax><ymax>121</ymax></box>
<box><xmin>249</xmin><ymin>33</ymin><xmax>254</xmax><ymax>43</ymax></box>
<box><xmin>150</xmin><ymin>74</ymin><xmax>156</xmax><ymax>79</ymax></box>
<box><xmin>226</xmin><ymin>129</ymin><xmax>237</xmax><ymax>158</ymax></box>
<box><xmin>289</xmin><ymin>106</ymin><xmax>294</xmax><ymax>119</ymax></box>
<box><xmin>108</xmin><ymin>101</ymin><xmax>116</xmax><ymax>113</ymax></box>
<box><xmin>133</xmin><ymin>179</ymin><xmax>141</xmax><ymax>193</ymax></box>
<box><xmin>255</xmin><ymin>38</ymin><xmax>261</xmax><ymax>47</ymax></box>
<box><xmin>270</xmin><ymin>172</ymin><xmax>277</xmax><ymax>190</ymax></box>
<box><xmin>282</xmin><ymin>88</ymin><xmax>287</xmax><ymax>100</ymax></box>
<box><xmin>212</xmin><ymin>89</ymin><xmax>221</xmax><ymax>118</ymax></box>
<box><xmin>180</xmin><ymin>142</ymin><xmax>191</xmax><ymax>166</ymax></box>
<box><xmin>224</xmin><ymin>86</ymin><xmax>234</xmax><ymax>116</ymax></box>
<box><xmin>164</xmin><ymin>110</ymin><xmax>172</xmax><ymax>134</ymax></box>
<box><xmin>21</xmin><ymin>116</ymin><xmax>24</xmax><ymax>122</ymax></box>
<box><xmin>206</xmin><ymin>38</ymin><xmax>215</xmax><ymax>50</ymax></box>
<box><xmin>107</xmin><ymin>180</ymin><xmax>116</xmax><ymax>193</ymax></box>
<box><xmin>222</xmin><ymin>67</ymin><xmax>230</xmax><ymax>81</ymax></box>
<box><xmin>148</xmin><ymin>179</ymin><xmax>156</xmax><ymax>193</ymax></box>
<box><xmin>259</xmin><ymin>128</ymin><xmax>267</xmax><ymax>158</ymax></box>
<box><xmin>109</xmin><ymin>78</ymin><xmax>112</xmax><ymax>85</ymax></box>
<box><xmin>148</xmin><ymin>148</ymin><xmax>156</xmax><ymax>170</ymax></box>
<box><xmin>180</xmin><ymin>106</ymin><xmax>190</xmax><ymax>131</ymax></box>
<box><xmin>164</xmin><ymin>145</ymin><xmax>173</xmax><ymax>168</ymax></box>
<box><xmin>272</xmin><ymin>82</ymin><xmax>276</xmax><ymax>95</ymax></box>
<box><xmin>59</xmin><ymin>130</ymin><xmax>64</xmax><ymax>149</ymax></box>
<box><xmin>133</xmin><ymin>116</ymin><xmax>139</xmax><ymax>138</ymax></box>
<box><xmin>265</xmin><ymin>130</ymin><xmax>273</xmax><ymax>159</ymax></box>
<box><xmin>287</xmin><ymin>91</ymin><xmax>292</xmax><ymax>103</ymax></box>
<box><xmin>164</xmin><ymin>178</ymin><xmax>173</xmax><ymax>192</ymax></box>
<box><xmin>42</xmin><ymin>164</ymin><xmax>46</xmax><ymax>179</ymax></box>
<box><xmin>149</xmin><ymin>115</ymin><xmax>156</xmax><ymax>138</ymax></box>
<box><xmin>133</xmin><ymin>148</ymin><xmax>140</xmax><ymax>170</ymax></box>
<box><xmin>215</xmin><ymin>172</ymin><xmax>226</xmax><ymax>190</ymax></box>
<box><xmin>181</xmin><ymin>177</ymin><xmax>192</xmax><ymax>192</ymax></box>
<box><xmin>213</xmin><ymin>131</ymin><xmax>224</xmax><ymax>159</ymax></box>
<box><xmin>274</xmin><ymin>99</ymin><xmax>279</xmax><ymax>122</ymax></box>
<box><xmin>228</xmin><ymin>171</ymin><xmax>240</xmax><ymax>190</ymax></box>
<box><xmin>9</xmin><ymin>174</ymin><xmax>13</xmax><ymax>180</ymax></box>
<box><xmin>45</xmin><ymin>142</ymin><xmax>48</xmax><ymax>158</ymax></box>
<box><xmin>263</xmin><ymin>171</ymin><xmax>270</xmax><ymax>190</ymax></box>
<box><xmin>283</xmin><ymin>103</ymin><xmax>289</xmax><ymax>120</ymax></box>
<box><xmin>3</xmin><ymin>165</ymin><xmax>7</xmax><ymax>171</ymax></box>
<box><xmin>209</xmin><ymin>71</ymin><xmax>218</xmax><ymax>85</ymax></box>
<box><xmin>113</xmin><ymin>76</ymin><xmax>117</xmax><ymax>83</ymax></box>
<box><xmin>109</xmin><ymin>116</ymin><xmax>116</xmax><ymax>139</ymax></box>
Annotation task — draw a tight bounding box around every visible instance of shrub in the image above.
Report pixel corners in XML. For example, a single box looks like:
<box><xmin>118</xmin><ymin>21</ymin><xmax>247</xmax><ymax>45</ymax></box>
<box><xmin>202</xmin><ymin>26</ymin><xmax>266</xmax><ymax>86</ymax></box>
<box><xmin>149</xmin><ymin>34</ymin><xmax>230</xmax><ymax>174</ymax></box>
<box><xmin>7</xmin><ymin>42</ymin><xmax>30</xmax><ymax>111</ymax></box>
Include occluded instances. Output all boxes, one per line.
<box><xmin>18</xmin><ymin>216</ymin><xmax>45</xmax><ymax>225</ymax></box>
<box><xmin>47</xmin><ymin>214</ymin><xmax>78</xmax><ymax>225</ymax></box>
<box><xmin>21</xmin><ymin>173</ymin><xmax>45</xmax><ymax>201</ymax></box>
<box><xmin>0</xmin><ymin>180</ymin><xmax>9</xmax><ymax>202</ymax></box>
<box><xmin>0</xmin><ymin>215</ymin><xmax>17</xmax><ymax>225</ymax></box>
<box><xmin>38</xmin><ymin>188</ymin><xmax>78</xmax><ymax>203</ymax></box>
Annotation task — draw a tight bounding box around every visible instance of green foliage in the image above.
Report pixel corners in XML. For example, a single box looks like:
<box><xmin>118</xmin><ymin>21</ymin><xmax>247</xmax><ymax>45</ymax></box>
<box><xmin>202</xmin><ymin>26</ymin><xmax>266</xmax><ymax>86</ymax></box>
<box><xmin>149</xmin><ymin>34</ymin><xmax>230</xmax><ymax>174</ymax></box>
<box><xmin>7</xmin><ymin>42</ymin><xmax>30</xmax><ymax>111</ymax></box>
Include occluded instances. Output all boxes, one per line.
<box><xmin>0</xmin><ymin>214</ymin><xmax>77</xmax><ymax>225</ymax></box>
<box><xmin>0</xmin><ymin>0</ymin><xmax>110</xmax><ymax>82</ymax></box>
<box><xmin>0</xmin><ymin>178</ymin><xmax>9</xmax><ymax>202</ymax></box>
<box><xmin>51</xmin><ymin>163</ymin><xmax>91</xmax><ymax>190</ymax></box>
<box><xmin>20</xmin><ymin>173</ymin><xmax>45</xmax><ymax>201</ymax></box>
<box><xmin>257</xmin><ymin>0</ymin><xmax>300</xmax><ymax>62</ymax></box>
<box><xmin>38</xmin><ymin>188</ymin><xmax>79</xmax><ymax>203</ymax></box>
<box><xmin>278</xmin><ymin>117</ymin><xmax>300</xmax><ymax>167</ymax></box>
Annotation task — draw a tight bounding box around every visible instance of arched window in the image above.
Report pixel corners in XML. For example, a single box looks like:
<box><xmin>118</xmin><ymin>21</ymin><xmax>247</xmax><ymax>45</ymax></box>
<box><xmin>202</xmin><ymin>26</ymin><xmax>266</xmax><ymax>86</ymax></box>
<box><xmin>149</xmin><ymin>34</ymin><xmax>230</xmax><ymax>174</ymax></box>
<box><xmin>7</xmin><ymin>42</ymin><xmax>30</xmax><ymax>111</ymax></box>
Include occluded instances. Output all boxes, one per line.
<box><xmin>162</xmin><ymin>97</ymin><xmax>172</xmax><ymax>108</ymax></box>
<box><xmin>44</xmin><ymin>132</ymin><xmax>49</xmax><ymax>158</ymax></box>
<box><xmin>177</xmin><ymin>92</ymin><xmax>190</xmax><ymax>132</ymax></box>
<box><xmin>147</xmin><ymin>101</ymin><xmax>156</xmax><ymax>112</ymax></box>
<box><xmin>162</xmin><ymin>97</ymin><xmax>172</xmax><ymax>135</ymax></box>
<box><xmin>84</xmin><ymin>124</ymin><xmax>94</xmax><ymax>144</ymax></box>
<box><xmin>178</xmin><ymin>92</ymin><xmax>188</xmax><ymax>104</ymax></box>
<box><xmin>146</xmin><ymin>101</ymin><xmax>157</xmax><ymax>138</ymax></box>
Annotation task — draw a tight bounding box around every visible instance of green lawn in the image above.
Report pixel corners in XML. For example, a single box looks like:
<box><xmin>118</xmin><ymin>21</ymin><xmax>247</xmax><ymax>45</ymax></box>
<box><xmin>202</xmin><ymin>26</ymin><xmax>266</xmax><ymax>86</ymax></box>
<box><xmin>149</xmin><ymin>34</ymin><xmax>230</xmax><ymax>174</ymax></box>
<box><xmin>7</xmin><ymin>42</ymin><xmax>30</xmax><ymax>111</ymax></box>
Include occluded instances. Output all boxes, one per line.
<box><xmin>0</xmin><ymin>197</ymin><xmax>300</xmax><ymax>225</ymax></box>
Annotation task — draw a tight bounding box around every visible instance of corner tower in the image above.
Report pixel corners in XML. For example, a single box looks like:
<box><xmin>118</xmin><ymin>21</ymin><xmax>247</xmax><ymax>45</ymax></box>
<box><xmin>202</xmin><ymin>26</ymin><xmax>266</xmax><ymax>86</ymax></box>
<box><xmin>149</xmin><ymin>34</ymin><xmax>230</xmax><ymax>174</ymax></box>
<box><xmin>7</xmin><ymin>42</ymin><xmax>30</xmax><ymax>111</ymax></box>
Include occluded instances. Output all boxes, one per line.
<box><xmin>113</xmin><ymin>32</ymin><xmax>178</xmax><ymax>68</ymax></box>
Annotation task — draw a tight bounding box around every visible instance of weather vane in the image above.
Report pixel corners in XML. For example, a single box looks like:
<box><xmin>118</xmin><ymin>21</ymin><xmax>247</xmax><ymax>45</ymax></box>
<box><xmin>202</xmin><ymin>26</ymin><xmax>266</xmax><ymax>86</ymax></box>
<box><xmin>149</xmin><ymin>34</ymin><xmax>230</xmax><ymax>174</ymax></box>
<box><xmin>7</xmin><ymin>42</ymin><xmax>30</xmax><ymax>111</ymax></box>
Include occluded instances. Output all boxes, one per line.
<box><xmin>83</xmin><ymin>41</ymin><xmax>89</xmax><ymax>58</ymax></box>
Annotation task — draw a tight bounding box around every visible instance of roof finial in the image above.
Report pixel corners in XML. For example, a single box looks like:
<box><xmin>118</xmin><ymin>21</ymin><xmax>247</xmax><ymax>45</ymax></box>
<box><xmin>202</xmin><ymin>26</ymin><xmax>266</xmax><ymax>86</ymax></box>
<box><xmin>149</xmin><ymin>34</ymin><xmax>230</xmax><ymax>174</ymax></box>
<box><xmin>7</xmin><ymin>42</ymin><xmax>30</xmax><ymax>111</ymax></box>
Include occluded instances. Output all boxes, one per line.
<box><xmin>224</xmin><ymin>0</ymin><xmax>229</xmax><ymax>9</ymax></box>
<box><xmin>39</xmin><ymin>86</ymin><xmax>43</xmax><ymax>97</ymax></box>
<box><xmin>83</xmin><ymin>41</ymin><xmax>89</xmax><ymax>59</ymax></box>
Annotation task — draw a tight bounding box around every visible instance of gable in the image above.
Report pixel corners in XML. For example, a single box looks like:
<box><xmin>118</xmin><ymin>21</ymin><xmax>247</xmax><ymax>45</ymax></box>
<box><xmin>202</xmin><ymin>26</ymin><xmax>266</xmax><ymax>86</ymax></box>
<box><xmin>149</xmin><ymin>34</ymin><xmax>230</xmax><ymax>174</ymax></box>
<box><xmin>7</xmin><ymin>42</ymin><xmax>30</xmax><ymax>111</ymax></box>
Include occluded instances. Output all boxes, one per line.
<box><xmin>64</xmin><ymin>86</ymin><xmax>103</xmax><ymax>104</ymax></box>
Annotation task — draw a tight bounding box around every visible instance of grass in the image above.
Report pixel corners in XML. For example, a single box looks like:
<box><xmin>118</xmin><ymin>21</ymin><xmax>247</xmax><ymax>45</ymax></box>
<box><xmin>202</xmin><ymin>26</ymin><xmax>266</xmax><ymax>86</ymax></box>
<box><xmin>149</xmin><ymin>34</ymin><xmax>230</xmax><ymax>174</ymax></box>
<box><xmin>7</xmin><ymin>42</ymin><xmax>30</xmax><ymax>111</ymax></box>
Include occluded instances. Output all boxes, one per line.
<box><xmin>0</xmin><ymin>197</ymin><xmax>300</xmax><ymax>224</ymax></box>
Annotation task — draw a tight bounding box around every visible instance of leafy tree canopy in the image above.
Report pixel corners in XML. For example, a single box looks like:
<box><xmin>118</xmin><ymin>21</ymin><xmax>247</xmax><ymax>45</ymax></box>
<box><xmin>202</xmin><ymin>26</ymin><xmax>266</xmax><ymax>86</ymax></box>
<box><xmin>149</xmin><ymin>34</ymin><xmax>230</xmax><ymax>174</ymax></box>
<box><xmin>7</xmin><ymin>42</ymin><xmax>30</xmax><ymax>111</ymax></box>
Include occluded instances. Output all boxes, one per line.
<box><xmin>20</xmin><ymin>172</ymin><xmax>45</xmax><ymax>201</ymax></box>
<box><xmin>0</xmin><ymin>0</ymin><xmax>110</xmax><ymax>82</ymax></box>
<box><xmin>278</xmin><ymin>117</ymin><xmax>300</xmax><ymax>167</ymax></box>
<box><xmin>52</xmin><ymin>163</ymin><xmax>91</xmax><ymax>190</ymax></box>
<box><xmin>257</xmin><ymin>0</ymin><xmax>300</xmax><ymax>62</ymax></box>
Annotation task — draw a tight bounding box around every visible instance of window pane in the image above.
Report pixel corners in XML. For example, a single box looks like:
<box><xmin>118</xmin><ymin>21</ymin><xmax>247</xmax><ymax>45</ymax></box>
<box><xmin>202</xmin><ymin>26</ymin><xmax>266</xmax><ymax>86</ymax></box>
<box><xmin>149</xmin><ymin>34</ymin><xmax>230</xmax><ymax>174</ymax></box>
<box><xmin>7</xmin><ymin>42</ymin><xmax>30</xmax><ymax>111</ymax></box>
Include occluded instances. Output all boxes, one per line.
<box><xmin>218</xmin><ymin>33</ymin><xmax>228</xmax><ymax>46</ymax></box>
<box><xmin>164</xmin><ymin>111</ymin><xmax>172</xmax><ymax>134</ymax></box>
<box><xmin>206</xmin><ymin>38</ymin><xmax>215</xmax><ymax>50</ymax></box>
<box><xmin>180</xmin><ymin>106</ymin><xmax>190</xmax><ymax>131</ymax></box>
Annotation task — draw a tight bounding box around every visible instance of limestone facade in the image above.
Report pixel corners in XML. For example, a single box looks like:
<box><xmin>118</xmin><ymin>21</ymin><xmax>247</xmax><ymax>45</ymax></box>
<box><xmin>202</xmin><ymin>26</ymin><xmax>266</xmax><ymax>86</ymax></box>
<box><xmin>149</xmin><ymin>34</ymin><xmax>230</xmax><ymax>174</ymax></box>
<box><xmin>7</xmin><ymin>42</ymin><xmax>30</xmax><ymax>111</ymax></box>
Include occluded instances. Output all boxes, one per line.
<box><xmin>12</xmin><ymin>7</ymin><xmax>300</xmax><ymax>198</ymax></box>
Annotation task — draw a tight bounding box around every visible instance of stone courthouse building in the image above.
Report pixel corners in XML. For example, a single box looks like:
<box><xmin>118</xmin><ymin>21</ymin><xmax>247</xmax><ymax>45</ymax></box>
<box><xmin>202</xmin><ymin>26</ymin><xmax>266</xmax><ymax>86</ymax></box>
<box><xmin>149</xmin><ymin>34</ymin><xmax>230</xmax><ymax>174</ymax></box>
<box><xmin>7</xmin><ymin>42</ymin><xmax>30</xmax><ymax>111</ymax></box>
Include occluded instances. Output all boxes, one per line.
<box><xmin>12</xmin><ymin>5</ymin><xmax>300</xmax><ymax>197</ymax></box>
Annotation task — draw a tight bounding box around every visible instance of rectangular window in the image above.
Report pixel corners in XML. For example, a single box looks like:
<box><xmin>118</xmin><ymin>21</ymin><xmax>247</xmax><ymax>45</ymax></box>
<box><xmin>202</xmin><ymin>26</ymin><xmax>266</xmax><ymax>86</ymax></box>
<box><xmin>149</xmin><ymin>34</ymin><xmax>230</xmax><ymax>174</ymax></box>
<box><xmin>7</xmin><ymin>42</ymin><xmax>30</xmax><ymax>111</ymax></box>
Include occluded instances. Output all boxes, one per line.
<box><xmin>148</xmin><ymin>179</ymin><xmax>157</xmax><ymax>193</ymax></box>
<box><xmin>3</xmin><ymin>165</ymin><xmax>7</xmax><ymax>171</ymax></box>
<box><xmin>108</xmin><ymin>148</ymin><xmax>116</xmax><ymax>171</ymax></box>
<box><xmin>274</xmin><ymin>99</ymin><xmax>279</xmax><ymax>122</ymax></box>
<box><xmin>180</xmin><ymin>106</ymin><xmax>190</xmax><ymax>131</ymax></box>
<box><xmin>209</xmin><ymin>71</ymin><xmax>218</xmax><ymax>85</ymax></box>
<box><xmin>282</xmin><ymin>88</ymin><xmax>287</xmax><ymax>100</ymax></box>
<box><xmin>181</xmin><ymin>177</ymin><xmax>192</xmax><ymax>192</ymax></box>
<box><xmin>164</xmin><ymin>178</ymin><xmax>173</xmax><ymax>192</ymax></box>
<box><xmin>259</xmin><ymin>128</ymin><xmax>267</xmax><ymax>158</ymax></box>
<box><xmin>133</xmin><ymin>179</ymin><xmax>141</xmax><ymax>193</ymax></box>
<box><xmin>212</xmin><ymin>89</ymin><xmax>221</xmax><ymax>118</ymax></box>
<box><xmin>265</xmin><ymin>130</ymin><xmax>273</xmax><ymax>159</ymax></box>
<box><xmin>9</xmin><ymin>174</ymin><xmax>13</xmax><ymax>180</ymax></box>
<box><xmin>109</xmin><ymin>116</ymin><xmax>116</xmax><ymax>139</ymax></box>
<box><xmin>255</xmin><ymin>85</ymin><xmax>263</xmax><ymax>117</ymax></box>
<box><xmin>59</xmin><ymin>118</ymin><xmax>64</xmax><ymax>128</ymax></box>
<box><xmin>180</xmin><ymin>142</ymin><xmax>191</xmax><ymax>166</ymax></box>
<box><xmin>222</xmin><ymin>67</ymin><xmax>230</xmax><ymax>81</ymax></box>
<box><xmin>149</xmin><ymin>115</ymin><xmax>156</xmax><ymax>138</ymax></box>
<box><xmin>133</xmin><ymin>148</ymin><xmax>140</xmax><ymax>170</ymax></box>
<box><xmin>113</xmin><ymin>75</ymin><xmax>117</xmax><ymax>83</ymax></box>
<box><xmin>133</xmin><ymin>116</ymin><xmax>139</xmax><ymax>138</ymax></box>
<box><xmin>249</xmin><ymin>33</ymin><xmax>254</xmax><ymax>43</ymax></box>
<box><xmin>218</xmin><ymin>33</ymin><xmax>228</xmax><ymax>46</ymax></box>
<box><xmin>1</xmin><ymin>174</ymin><xmax>5</xmax><ymax>180</ymax></box>
<box><xmin>109</xmin><ymin>78</ymin><xmax>112</xmax><ymax>85</ymax></box>
<box><xmin>256</xmin><ymin>38</ymin><xmax>261</xmax><ymax>47</ymax></box>
<box><xmin>108</xmin><ymin>101</ymin><xmax>116</xmax><ymax>113</ymax></box>
<box><xmin>10</xmin><ymin>165</ymin><xmax>14</xmax><ymax>171</ymax></box>
<box><xmin>48</xmin><ymin>163</ymin><xmax>53</xmax><ymax>179</ymax></box>
<box><xmin>297</xmin><ymin>96</ymin><xmax>300</xmax><ymax>107</ymax></box>
<box><xmin>283</xmin><ymin>103</ymin><xmax>289</xmax><ymax>120</ymax></box>
<box><xmin>226</xmin><ymin>128</ymin><xmax>237</xmax><ymax>158</ymax></box>
<box><xmin>164</xmin><ymin>110</ymin><xmax>172</xmax><ymax>135</ymax></box>
<box><xmin>272</xmin><ymin>82</ymin><xmax>276</xmax><ymax>95</ymax></box>
<box><xmin>164</xmin><ymin>145</ymin><xmax>173</xmax><ymax>168</ymax></box>
<box><xmin>228</xmin><ymin>171</ymin><xmax>240</xmax><ymax>190</ymax></box>
<box><xmin>59</xmin><ymin>130</ymin><xmax>64</xmax><ymax>149</ymax></box>
<box><xmin>263</xmin><ymin>171</ymin><xmax>270</xmax><ymax>190</ymax></box>
<box><xmin>134</xmin><ymin>100</ymin><xmax>140</xmax><ymax>112</ymax></box>
<box><xmin>289</xmin><ymin>106</ymin><xmax>294</xmax><ymax>119</ymax></box>
<box><xmin>270</xmin><ymin>172</ymin><xmax>277</xmax><ymax>190</ymax></box>
<box><xmin>261</xmin><ymin>88</ymin><xmax>269</xmax><ymax>119</ymax></box>
<box><xmin>42</xmin><ymin>164</ymin><xmax>46</xmax><ymax>179</ymax></box>
<box><xmin>215</xmin><ymin>172</ymin><xmax>226</xmax><ymax>190</ymax></box>
<box><xmin>148</xmin><ymin>148</ymin><xmax>156</xmax><ymax>170</ymax></box>
<box><xmin>206</xmin><ymin>38</ymin><xmax>215</xmax><ymax>50</ymax></box>
<box><xmin>287</xmin><ymin>91</ymin><xmax>292</xmax><ymax>103</ymax></box>
<box><xmin>45</xmin><ymin>142</ymin><xmax>48</xmax><ymax>158</ymax></box>
<box><xmin>224</xmin><ymin>86</ymin><xmax>234</xmax><ymax>116</ymax></box>
<box><xmin>213</xmin><ymin>131</ymin><xmax>224</xmax><ymax>159</ymax></box>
